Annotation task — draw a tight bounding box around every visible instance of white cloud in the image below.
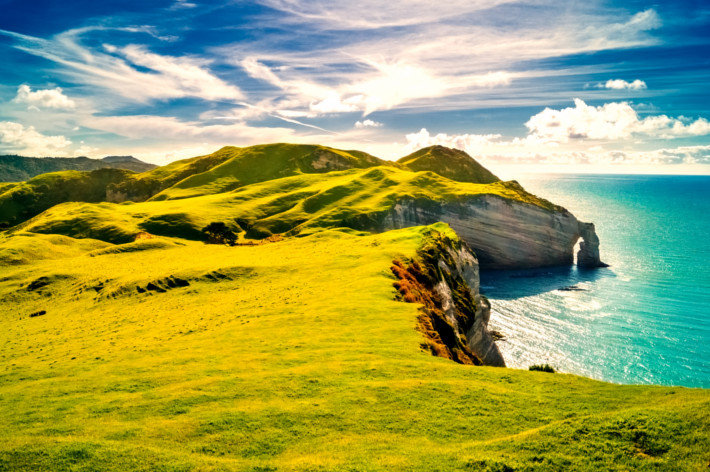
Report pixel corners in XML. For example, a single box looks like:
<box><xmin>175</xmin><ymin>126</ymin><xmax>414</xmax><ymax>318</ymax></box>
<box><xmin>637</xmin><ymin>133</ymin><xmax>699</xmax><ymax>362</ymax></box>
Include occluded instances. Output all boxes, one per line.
<box><xmin>170</xmin><ymin>0</ymin><xmax>197</xmax><ymax>9</ymax></box>
<box><xmin>355</xmin><ymin>119</ymin><xmax>382</xmax><ymax>128</ymax></box>
<box><xmin>481</xmin><ymin>145</ymin><xmax>710</xmax><ymax>168</ymax></box>
<box><xmin>597</xmin><ymin>79</ymin><xmax>647</xmax><ymax>90</ymax></box>
<box><xmin>241</xmin><ymin>57</ymin><xmax>286</xmax><ymax>88</ymax></box>
<box><xmin>74</xmin><ymin>144</ymin><xmax>99</xmax><ymax>157</ymax></box>
<box><xmin>405</xmin><ymin>128</ymin><xmax>503</xmax><ymax>154</ymax></box>
<box><xmin>242</xmin><ymin>56</ymin><xmax>513</xmax><ymax>117</ymax></box>
<box><xmin>0</xmin><ymin>121</ymin><xmax>72</xmax><ymax>156</ymax></box>
<box><xmin>310</xmin><ymin>94</ymin><xmax>363</xmax><ymax>114</ymax></box>
<box><xmin>403</xmin><ymin>127</ymin><xmax>710</xmax><ymax>173</ymax></box>
<box><xmin>525</xmin><ymin>99</ymin><xmax>710</xmax><ymax>143</ymax></box>
<box><xmin>13</xmin><ymin>85</ymin><xmax>76</xmax><ymax>109</ymax></box>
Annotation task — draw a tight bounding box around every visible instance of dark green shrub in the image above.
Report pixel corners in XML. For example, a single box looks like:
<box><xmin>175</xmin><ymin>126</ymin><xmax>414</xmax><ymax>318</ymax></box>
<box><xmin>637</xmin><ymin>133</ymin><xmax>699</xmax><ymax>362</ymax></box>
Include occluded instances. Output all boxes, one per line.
<box><xmin>529</xmin><ymin>364</ymin><xmax>555</xmax><ymax>373</ymax></box>
<box><xmin>202</xmin><ymin>221</ymin><xmax>237</xmax><ymax>245</ymax></box>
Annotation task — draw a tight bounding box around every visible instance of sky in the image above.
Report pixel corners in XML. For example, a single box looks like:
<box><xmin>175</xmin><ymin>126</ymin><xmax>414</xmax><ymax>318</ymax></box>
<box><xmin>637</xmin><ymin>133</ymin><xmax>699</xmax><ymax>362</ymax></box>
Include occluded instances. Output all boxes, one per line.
<box><xmin>0</xmin><ymin>0</ymin><xmax>709</xmax><ymax>175</ymax></box>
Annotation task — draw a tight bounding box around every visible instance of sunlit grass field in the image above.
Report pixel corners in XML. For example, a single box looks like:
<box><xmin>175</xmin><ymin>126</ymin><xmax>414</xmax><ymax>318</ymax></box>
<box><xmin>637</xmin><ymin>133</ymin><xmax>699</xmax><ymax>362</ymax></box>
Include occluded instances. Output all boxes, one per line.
<box><xmin>1</xmin><ymin>225</ymin><xmax>709</xmax><ymax>471</ymax></box>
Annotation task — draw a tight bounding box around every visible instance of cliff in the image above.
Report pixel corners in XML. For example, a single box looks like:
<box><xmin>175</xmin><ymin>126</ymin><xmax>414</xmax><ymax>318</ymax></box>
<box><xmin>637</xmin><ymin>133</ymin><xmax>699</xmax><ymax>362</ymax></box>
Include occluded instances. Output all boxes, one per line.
<box><xmin>384</xmin><ymin>193</ymin><xmax>606</xmax><ymax>269</ymax></box>
<box><xmin>392</xmin><ymin>228</ymin><xmax>505</xmax><ymax>366</ymax></box>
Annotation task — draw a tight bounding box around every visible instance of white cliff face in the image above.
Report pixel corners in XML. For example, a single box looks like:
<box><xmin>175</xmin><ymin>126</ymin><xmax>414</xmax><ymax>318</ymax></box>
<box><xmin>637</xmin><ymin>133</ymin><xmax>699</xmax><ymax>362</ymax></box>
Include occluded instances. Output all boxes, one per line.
<box><xmin>385</xmin><ymin>195</ymin><xmax>604</xmax><ymax>269</ymax></box>
<box><xmin>430</xmin><ymin>241</ymin><xmax>506</xmax><ymax>367</ymax></box>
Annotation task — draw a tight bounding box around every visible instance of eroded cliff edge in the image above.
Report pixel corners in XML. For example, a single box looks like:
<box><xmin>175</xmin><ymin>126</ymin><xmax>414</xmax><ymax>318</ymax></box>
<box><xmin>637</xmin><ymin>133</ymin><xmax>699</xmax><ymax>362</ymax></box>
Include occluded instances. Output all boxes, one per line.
<box><xmin>384</xmin><ymin>191</ymin><xmax>606</xmax><ymax>269</ymax></box>
<box><xmin>392</xmin><ymin>228</ymin><xmax>505</xmax><ymax>367</ymax></box>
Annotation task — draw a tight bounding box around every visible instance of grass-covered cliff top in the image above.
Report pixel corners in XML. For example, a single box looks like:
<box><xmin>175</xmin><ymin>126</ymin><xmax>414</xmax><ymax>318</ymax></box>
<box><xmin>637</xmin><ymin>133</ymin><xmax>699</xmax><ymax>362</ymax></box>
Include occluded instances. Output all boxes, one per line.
<box><xmin>1</xmin><ymin>225</ymin><xmax>709</xmax><ymax>471</ymax></box>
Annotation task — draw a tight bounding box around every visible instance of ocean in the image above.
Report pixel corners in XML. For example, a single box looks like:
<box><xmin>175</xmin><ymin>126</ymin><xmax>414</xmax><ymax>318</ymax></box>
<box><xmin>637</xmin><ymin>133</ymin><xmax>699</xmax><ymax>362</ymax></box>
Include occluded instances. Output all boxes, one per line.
<box><xmin>482</xmin><ymin>174</ymin><xmax>710</xmax><ymax>388</ymax></box>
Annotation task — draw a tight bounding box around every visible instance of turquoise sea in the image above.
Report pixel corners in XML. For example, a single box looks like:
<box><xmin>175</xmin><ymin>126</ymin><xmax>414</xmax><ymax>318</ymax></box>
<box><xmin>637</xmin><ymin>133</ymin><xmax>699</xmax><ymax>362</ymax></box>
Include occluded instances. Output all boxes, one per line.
<box><xmin>482</xmin><ymin>174</ymin><xmax>710</xmax><ymax>388</ymax></box>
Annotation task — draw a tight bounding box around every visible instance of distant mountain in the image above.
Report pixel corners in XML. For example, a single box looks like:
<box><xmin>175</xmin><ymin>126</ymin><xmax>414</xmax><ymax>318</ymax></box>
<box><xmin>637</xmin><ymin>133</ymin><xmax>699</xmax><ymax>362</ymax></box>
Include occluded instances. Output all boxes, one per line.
<box><xmin>398</xmin><ymin>145</ymin><xmax>499</xmax><ymax>184</ymax></box>
<box><xmin>101</xmin><ymin>155</ymin><xmax>147</xmax><ymax>165</ymax></box>
<box><xmin>0</xmin><ymin>155</ymin><xmax>156</xmax><ymax>182</ymax></box>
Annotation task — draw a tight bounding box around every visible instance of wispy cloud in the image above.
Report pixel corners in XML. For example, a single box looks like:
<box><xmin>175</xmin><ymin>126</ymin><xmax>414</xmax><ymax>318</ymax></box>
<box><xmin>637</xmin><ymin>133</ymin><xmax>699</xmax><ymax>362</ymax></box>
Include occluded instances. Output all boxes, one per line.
<box><xmin>0</xmin><ymin>27</ymin><xmax>244</xmax><ymax>104</ymax></box>
<box><xmin>82</xmin><ymin>114</ymin><xmax>298</xmax><ymax>143</ymax></box>
<box><xmin>254</xmin><ymin>0</ymin><xmax>514</xmax><ymax>29</ymax></box>
<box><xmin>223</xmin><ymin>5</ymin><xmax>663</xmax><ymax>117</ymax></box>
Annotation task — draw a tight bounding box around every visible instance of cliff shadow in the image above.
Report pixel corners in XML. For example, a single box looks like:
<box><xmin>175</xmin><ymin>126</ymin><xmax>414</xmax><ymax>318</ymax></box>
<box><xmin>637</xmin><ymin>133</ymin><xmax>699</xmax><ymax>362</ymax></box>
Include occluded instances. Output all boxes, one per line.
<box><xmin>479</xmin><ymin>265</ymin><xmax>615</xmax><ymax>300</ymax></box>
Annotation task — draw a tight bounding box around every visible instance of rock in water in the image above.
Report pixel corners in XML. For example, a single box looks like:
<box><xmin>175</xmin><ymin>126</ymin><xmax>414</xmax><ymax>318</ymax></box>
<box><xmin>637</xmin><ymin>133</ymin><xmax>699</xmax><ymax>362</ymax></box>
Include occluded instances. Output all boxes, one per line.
<box><xmin>577</xmin><ymin>222</ymin><xmax>608</xmax><ymax>268</ymax></box>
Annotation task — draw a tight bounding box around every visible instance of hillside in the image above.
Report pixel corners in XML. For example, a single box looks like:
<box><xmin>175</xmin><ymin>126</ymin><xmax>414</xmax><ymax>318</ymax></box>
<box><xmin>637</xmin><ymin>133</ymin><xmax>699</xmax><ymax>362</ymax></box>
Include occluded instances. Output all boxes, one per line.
<box><xmin>398</xmin><ymin>145</ymin><xmax>500</xmax><ymax>184</ymax></box>
<box><xmin>1</xmin><ymin>225</ymin><xmax>708</xmax><ymax>471</ymax></box>
<box><xmin>6</xmin><ymin>164</ymin><xmax>587</xmax><ymax>268</ymax></box>
<box><xmin>0</xmin><ymin>143</ymin><xmax>524</xmax><ymax>234</ymax></box>
<box><xmin>0</xmin><ymin>155</ymin><xmax>156</xmax><ymax>182</ymax></box>
<box><xmin>0</xmin><ymin>168</ymin><xmax>135</xmax><ymax>229</ymax></box>
<box><xmin>1</xmin><ymin>143</ymin><xmax>707</xmax><ymax>470</ymax></box>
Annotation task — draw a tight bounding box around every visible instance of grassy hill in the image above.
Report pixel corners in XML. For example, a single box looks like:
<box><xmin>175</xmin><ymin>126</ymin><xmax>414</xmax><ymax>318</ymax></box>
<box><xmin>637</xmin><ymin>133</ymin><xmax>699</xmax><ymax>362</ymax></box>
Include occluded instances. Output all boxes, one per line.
<box><xmin>0</xmin><ymin>144</ymin><xmax>538</xmax><ymax>232</ymax></box>
<box><xmin>0</xmin><ymin>168</ymin><xmax>136</xmax><ymax>229</ymax></box>
<box><xmin>149</xmin><ymin>143</ymin><xmax>390</xmax><ymax>201</ymax></box>
<box><xmin>11</xmin><ymin>166</ymin><xmax>558</xmax><ymax>244</ymax></box>
<box><xmin>0</xmin><ymin>155</ymin><xmax>156</xmax><ymax>182</ymax></box>
<box><xmin>0</xmin><ymin>143</ymin><xmax>503</xmax><ymax>229</ymax></box>
<box><xmin>398</xmin><ymin>145</ymin><xmax>499</xmax><ymax>184</ymax></box>
<box><xmin>1</xmin><ymin>143</ymin><xmax>708</xmax><ymax>471</ymax></box>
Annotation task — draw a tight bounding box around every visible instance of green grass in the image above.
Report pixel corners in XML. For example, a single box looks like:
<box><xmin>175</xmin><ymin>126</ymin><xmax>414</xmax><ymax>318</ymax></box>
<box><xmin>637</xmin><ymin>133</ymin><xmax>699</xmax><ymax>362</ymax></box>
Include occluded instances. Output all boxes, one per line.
<box><xmin>12</xmin><ymin>166</ymin><xmax>562</xmax><ymax>244</ymax></box>
<box><xmin>149</xmin><ymin>143</ymin><xmax>389</xmax><ymax>201</ymax></box>
<box><xmin>0</xmin><ymin>225</ymin><xmax>709</xmax><ymax>471</ymax></box>
<box><xmin>398</xmin><ymin>145</ymin><xmax>500</xmax><ymax>184</ymax></box>
<box><xmin>0</xmin><ymin>143</ymin><xmax>520</xmax><ymax>230</ymax></box>
<box><xmin>1</xmin><ymin>144</ymin><xmax>708</xmax><ymax>470</ymax></box>
<box><xmin>0</xmin><ymin>168</ymin><xmax>135</xmax><ymax>227</ymax></box>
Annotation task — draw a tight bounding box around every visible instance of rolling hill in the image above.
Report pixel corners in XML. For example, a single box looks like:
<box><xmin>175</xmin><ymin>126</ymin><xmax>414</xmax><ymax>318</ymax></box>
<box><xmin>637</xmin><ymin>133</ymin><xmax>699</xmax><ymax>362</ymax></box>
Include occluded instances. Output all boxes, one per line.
<box><xmin>0</xmin><ymin>143</ymin><xmax>708</xmax><ymax>471</ymax></box>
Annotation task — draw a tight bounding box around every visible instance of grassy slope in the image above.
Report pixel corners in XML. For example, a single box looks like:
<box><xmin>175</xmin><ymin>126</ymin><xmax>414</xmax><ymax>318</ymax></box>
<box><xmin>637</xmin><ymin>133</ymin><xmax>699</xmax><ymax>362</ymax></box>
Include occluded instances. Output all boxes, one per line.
<box><xmin>0</xmin><ymin>226</ymin><xmax>708</xmax><ymax>471</ymax></box>
<box><xmin>398</xmin><ymin>146</ymin><xmax>500</xmax><ymax>184</ymax></box>
<box><xmin>0</xmin><ymin>168</ymin><xmax>136</xmax><ymax>228</ymax></box>
<box><xmin>0</xmin><ymin>155</ymin><xmax>155</xmax><ymax>183</ymax></box>
<box><xmin>150</xmin><ymin>143</ymin><xmax>389</xmax><ymax>201</ymax></box>
<box><xmin>14</xmin><ymin>166</ymin><xmax>561</xmax><ymax>244</ymax></box>
<box><xmin>0</xmin><ymin>143</ymin><xmax>505</xmax><ymax>229</ymax></box>
<box><xmin>0</xmin><ymin>144</ymin><xmax>389</xmax><ymax>227</ymax></box>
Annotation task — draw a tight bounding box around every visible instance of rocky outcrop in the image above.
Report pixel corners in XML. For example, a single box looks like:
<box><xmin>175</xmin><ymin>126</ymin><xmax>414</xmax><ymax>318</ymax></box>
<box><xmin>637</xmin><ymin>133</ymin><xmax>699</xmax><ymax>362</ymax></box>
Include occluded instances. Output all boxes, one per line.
<box><xmin>384</xmin><ymin>195</ymin><xmax>605</xmax><ymax>269</ymax></box>
<box><xmin>392</xmin><ymin>229</ymin><xmax>505</xmax><ymax>367</ymax></box>
<box><xmin>577</xmin><ymin>222</ymin><xmax>608</xmax><ymax>268</ymax></box>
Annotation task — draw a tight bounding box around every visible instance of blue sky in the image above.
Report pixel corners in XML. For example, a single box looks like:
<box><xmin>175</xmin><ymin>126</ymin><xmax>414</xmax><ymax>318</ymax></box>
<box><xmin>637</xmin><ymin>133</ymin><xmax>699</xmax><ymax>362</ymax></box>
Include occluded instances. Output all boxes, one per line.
<box><xmin>0</xmin><ymin>0</ymin><xmax>709</xmax><ymax>174</ymax></box>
